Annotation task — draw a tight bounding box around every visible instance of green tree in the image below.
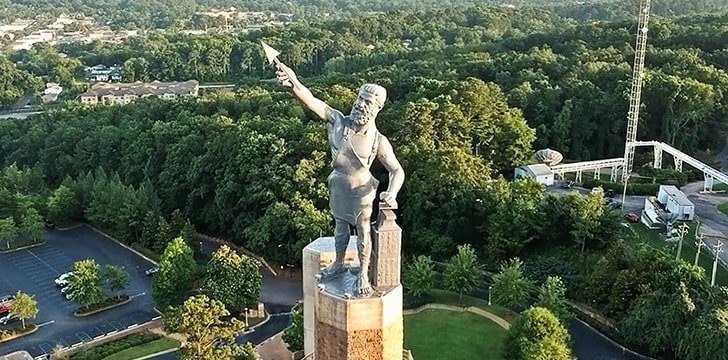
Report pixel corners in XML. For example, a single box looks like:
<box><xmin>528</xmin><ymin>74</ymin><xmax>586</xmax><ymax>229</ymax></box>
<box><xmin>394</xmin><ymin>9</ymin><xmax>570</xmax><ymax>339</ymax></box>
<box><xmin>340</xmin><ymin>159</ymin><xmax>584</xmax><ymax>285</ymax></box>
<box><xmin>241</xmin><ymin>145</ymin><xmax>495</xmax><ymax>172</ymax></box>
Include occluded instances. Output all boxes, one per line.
<box><xmin>443</xmin><ymin>244</ymin><xmax>482</xmax><ymax>300</ymax></box>
<box><xmin>103</xmin><ymin>265</ymin><xmax>131</xmax><ymax>297</ymax></box>
<box><xmin>492</xmin><ymin>258</ymin><xmax>534</xmax><ymax>309</ymax></box>
<box><xmin>164</xmin><ymin>295</ymin><xmax>247</xmax><ymax>360</ymax></box>
<box><xmin>402</xmin><ymin>255</ymin><xmax>436</xmax><ymax>299</ymax></box>
<box><xmin>47</xmin><ymin>184</ymin><xmax>81</xmax><ymax>226</ymax></box>
<box><xmin>67</xmin><ymin>260</ymin><xmax>104</xmax><ymax>306</ymax></box>
<box><xmin>534</xmin><ymin>276</ymin><xmax>571</xmax><ymax>322</ymax></box>
<box><xmin>20</xmin><ymin>206</ymin><xmax>43</xmax><ymax>242</ymax></box>
<box><xmin>9</xmin><ymin>291</ymin><xmax>38</xmax><ymax>329</ymax></box>
<box><xmin>0</xmin><ymin>217</ymin><xmax>17</xmax><ymax>248</ymax></box>
<box><xmin>203</xmin><ymin>245</ymin><xmax>261</xmax><ymax>313</ymax></box>
<box><xmin>503</xmin><ymin>307</ymin><xmax>573</xmax><ymax>360</ymax></box>
<box><xmin>152</xmin><ymin>237</ymin><xmax>197</xmax><ymax>309</ymax></box>
<box><xmin>283</xmin><ymin>306</ymin><xmax>304</xmax><ymax>353</ymax></box>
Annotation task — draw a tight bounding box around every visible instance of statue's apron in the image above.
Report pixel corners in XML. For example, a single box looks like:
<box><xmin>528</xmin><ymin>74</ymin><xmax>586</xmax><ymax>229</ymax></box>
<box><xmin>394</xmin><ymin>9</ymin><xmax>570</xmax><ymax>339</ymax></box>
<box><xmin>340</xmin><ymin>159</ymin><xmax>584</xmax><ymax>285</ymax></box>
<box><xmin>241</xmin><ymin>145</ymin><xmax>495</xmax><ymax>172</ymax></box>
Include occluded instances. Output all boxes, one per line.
<box><xmin>327</xmin><ymin>125</ymin><xmax>380</xmax><ymax>225</ymax></box>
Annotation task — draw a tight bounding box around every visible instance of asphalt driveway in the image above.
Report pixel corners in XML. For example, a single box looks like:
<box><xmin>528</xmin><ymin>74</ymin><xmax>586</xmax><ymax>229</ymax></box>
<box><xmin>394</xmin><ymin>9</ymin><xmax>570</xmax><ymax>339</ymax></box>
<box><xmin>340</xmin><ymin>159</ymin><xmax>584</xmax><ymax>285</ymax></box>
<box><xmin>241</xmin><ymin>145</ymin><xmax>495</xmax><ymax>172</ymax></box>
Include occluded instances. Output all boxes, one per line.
<box><xmin>0</xmin><ymin>226</ymin><xmax>159</xmax><ymax>358</ymax></box>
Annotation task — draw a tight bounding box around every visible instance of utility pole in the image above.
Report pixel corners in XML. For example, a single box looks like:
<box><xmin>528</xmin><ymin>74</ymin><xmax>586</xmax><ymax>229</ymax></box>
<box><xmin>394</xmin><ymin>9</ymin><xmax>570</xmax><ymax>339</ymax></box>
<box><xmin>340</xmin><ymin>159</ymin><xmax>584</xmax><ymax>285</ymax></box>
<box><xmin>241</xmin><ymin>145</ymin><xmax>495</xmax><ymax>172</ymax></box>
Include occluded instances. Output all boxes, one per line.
<box><xmin>675</xmin><ymin>223</ymin><xmax>689</xmax><ymax>261</ymax></box>
<box><xmin>711</xmin><ymin>241</ymin><xmax>724</xmax><ymax>287</ymax></box>
<box><xmin>622</xmin><ymin>0</ymin><xmax>651</xmax><ymax>182</ymax></box>
<box><xmin>694</xmin><ymin>233</ymin><xmax>705</xmax><ymax>266</ymax></box>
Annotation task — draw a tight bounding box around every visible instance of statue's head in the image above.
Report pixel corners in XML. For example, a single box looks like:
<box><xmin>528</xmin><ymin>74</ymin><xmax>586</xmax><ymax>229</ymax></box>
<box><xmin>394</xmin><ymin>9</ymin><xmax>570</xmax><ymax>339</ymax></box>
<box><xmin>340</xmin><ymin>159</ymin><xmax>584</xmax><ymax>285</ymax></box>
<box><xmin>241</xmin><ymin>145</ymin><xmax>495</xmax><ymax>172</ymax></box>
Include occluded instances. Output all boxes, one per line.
<box><xmin>351</xmin><ymin>84</ymin><xmax>387</xmax><ymax>127</ymax></box>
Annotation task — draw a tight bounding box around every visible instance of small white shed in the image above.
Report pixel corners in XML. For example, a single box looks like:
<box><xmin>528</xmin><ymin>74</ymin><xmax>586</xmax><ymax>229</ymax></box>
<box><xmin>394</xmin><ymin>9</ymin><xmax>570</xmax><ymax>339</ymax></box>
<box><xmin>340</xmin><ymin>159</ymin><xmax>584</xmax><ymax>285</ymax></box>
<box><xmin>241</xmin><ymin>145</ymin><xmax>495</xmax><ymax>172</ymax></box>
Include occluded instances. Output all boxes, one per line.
<box><xmin>657</xmin><ymin>185</ymin><xmax>694</xmax><ymax>221</ymax></box>
<box><xmin>514</xmin><ymin>164</ymin><xmax>555</xmax><ymax>186</ymax></box>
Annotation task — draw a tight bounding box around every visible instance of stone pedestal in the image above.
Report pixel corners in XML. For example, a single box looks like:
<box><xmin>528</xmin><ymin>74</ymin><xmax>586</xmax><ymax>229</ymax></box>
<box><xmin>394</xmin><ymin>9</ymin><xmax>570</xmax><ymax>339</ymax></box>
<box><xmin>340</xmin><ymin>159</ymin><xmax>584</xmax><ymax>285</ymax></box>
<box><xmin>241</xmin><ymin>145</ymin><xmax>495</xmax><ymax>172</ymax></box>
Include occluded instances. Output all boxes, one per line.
<box><xmin>302</xmin><ymin>206</ymin><xmax>406</xmax><ymax>359</ymax></box>
<box><xmin>315</xmin><ymin>284</ymin><xmax>403</xmax><ymax>360</ymax></box>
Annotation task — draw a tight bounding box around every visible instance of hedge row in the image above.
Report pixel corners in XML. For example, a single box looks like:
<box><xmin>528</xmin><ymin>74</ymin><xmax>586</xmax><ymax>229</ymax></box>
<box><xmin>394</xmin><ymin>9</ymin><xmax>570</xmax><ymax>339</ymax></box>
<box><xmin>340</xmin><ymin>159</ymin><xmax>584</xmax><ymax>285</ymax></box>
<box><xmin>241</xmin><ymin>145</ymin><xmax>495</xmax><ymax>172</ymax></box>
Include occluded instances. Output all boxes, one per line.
<box><xmin>581</xmin><ymin>179</ymin><xmax>661</xmax><ymax>196</ymax></box>
<box><xmin>71</xmin><ymin>331</ymin><xmax>162</xmax><ymax>360</ymax></box>
<box><xmin>75</xmin><ymin>295</ymin><xmax>130</xmax><ymax>316</ymax></box>
<box><xmin>0</xmin><ymin>325</ymin><xmax>37</xmax><ymax>342</ymax></box>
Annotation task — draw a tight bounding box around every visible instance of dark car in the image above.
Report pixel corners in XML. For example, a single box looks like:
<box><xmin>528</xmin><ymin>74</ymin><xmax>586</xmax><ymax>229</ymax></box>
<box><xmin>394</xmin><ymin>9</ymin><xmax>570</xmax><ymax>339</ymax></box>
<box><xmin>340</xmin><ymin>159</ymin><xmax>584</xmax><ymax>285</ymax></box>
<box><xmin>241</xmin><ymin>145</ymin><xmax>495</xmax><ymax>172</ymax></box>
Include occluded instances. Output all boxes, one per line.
<box><xmin>0</xmin><ymin>312</ymin><xmax>18</xmax><ymax>325</ymax></box>
<box><xmin>625</xmin><ymin>213</ymin><xmax>640</xmax><ymax>223</ymax></box>
<box><xmin>606</xmin><ymin>189</ymin><xmax>615</xmax><ymax>198</ymax></box>
<box><xmin>561</xmin><ymin>181</ymin><xmax>574</xmax><ymax>189</ymax></box>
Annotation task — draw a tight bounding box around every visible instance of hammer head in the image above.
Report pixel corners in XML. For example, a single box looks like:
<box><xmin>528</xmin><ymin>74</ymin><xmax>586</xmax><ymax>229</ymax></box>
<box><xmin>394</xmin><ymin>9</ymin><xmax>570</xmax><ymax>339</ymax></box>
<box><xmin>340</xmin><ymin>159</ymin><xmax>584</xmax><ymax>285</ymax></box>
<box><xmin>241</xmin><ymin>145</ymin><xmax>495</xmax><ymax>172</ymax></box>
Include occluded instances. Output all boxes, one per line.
<box><xmin>261</xmin><ymin>41</ymin><xmax>280</xmax><ymax>65</ymax></box>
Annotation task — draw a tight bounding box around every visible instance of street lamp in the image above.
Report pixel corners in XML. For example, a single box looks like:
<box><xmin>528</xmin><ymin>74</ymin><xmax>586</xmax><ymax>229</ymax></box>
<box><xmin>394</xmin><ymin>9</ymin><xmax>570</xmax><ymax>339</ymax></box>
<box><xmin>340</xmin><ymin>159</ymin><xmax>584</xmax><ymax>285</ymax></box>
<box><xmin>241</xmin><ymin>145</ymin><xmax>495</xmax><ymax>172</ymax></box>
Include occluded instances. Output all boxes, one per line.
<box><xmin>244</xmin><ymin>307</ymin><xmax>249</xmax><ymax>328</ymax></box>
<box><xmin>488</xmin><ymin>285</ymin><xmax>492</xmax><ymax>306</ymax></box>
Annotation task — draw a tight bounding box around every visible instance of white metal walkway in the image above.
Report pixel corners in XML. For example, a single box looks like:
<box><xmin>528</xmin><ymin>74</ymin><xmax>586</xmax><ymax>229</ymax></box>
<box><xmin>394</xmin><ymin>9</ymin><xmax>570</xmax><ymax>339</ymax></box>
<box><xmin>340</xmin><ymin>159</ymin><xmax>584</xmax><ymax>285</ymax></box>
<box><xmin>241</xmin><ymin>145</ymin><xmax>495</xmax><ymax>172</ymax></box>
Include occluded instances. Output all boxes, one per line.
<box><xmin>550</xmin><ymin>158</ymin><xmax>624</xmax><ymax>183</ymax></box>
<box><xmin>548</xmin><ymin>142</ymin><xmax>728</xmax><ymax>191</ymax></box>
<box><xmin>634</xmin><ymin>141</ymin><xmax>728</xmax><ymax>191</ymax></box>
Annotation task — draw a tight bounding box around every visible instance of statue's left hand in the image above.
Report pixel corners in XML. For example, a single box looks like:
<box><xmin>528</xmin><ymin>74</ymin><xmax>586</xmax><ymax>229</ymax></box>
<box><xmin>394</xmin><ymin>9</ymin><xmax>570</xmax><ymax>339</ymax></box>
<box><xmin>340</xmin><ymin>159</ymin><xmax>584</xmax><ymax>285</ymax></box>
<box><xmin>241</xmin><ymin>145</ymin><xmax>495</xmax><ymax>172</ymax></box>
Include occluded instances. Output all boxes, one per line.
<box><xmin>380</xmin><ymin>191</ymin><xmax>398</xmax><ymax>208</ymax></box>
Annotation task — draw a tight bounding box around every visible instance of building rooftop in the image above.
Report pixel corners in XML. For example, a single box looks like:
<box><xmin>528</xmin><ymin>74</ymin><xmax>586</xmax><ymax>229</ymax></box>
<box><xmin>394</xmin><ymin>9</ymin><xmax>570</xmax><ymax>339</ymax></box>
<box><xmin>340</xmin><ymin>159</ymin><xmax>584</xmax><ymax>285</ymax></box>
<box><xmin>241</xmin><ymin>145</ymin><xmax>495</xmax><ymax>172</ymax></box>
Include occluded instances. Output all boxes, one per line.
<box><xmin>522</xmin><ymin>164</ymin><xmax>554</xmax><ymax>177</ymax></box>
<box><xmin>80</xmin><ymin>80</ymin><xmax>199</xmax><ymax>97</ymax></box>
<box><xmin>659</xmin><ymin>185</ymin><xmax>693</xmax><ymax>206</ymax></box>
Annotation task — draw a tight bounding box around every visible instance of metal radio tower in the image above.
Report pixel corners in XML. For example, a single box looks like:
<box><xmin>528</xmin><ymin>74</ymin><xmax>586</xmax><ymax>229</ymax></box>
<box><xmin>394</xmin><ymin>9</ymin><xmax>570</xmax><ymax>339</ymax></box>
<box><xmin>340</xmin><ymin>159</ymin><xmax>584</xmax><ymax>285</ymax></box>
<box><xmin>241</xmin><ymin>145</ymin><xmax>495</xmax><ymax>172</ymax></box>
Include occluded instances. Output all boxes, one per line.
<box><xmin>622</xmin><ymin>0</ymin><xmax>651</xmax><ymax>182</ymax></box>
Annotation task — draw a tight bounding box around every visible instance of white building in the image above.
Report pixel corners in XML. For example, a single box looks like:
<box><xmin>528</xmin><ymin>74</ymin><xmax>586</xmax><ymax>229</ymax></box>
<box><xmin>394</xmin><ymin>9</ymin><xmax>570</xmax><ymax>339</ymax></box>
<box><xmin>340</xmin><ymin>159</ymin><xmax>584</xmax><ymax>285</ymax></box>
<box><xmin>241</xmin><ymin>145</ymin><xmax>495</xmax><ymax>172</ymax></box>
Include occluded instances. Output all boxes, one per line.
<box><xmin>657</xmin><ymin>185</ymin><xmax>694</xmax><ymax>220</ymax></box>
<box><xmin>79</xmin><ymin>80</ymin><xmax>199</xmax><ymax>105</ymax></box>
<box><xmin>641</xmin><ymin>185</ymin><xmax>694</xmax><ymax>229</ymax></box>
<box><xmin>514</xmin><ymin>164</ymin><xmax>555</xmax><ymax>186</ymax></box>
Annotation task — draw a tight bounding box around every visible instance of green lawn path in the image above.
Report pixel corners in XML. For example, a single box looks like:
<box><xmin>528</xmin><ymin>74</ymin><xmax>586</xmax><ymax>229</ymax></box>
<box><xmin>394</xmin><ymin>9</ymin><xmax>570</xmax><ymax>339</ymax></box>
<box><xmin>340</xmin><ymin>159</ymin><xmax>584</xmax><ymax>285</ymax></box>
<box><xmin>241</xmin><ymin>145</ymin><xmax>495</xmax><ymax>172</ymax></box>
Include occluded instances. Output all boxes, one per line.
<box><xmin>101</xmin><ymin>338</ymin><xmax>180</xmax><ymax>360</ymax></box>
<box><xmin>405</xmin><ymin>309</ymin><xmax>508</xmax><ymax>360</ymax></box>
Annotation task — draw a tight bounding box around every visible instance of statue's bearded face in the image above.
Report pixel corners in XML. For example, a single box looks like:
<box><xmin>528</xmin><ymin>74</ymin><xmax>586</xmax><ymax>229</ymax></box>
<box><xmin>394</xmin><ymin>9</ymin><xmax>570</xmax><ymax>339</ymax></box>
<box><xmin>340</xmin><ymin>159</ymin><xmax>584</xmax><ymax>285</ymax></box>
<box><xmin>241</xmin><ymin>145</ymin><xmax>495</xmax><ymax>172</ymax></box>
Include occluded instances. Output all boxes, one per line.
<box><xmin>351</xmin><ymin>92</ymin><xmax>380</xmax><ymax>127</ymax></box>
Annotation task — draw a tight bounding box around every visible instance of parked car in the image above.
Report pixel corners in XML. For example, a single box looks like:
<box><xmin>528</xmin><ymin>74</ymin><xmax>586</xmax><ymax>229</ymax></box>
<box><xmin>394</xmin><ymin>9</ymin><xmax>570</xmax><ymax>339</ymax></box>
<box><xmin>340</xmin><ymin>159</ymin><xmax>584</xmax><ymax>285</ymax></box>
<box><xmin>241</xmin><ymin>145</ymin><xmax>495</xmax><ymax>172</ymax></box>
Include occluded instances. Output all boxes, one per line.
<box><xmin>561</xmin><ymin>181</ymin><xmax>574</xmax><ymax>189</ymax></box>
<box><xmin>625</xmin><ymin>213</ymin><xmax>640</xmax><ymax>223</ymax></box>
<box><xmin>0</xmin><ymin>295</ymin><xmax>14</xmax><ymax>315</ymax></box>
<box><xmin>606</xmin><ymin>189</ymin><xmax>615</xmax><ymax>198</ymax></box>
<box><xmin>145</xmin><ymin>267</ymin><xmax>159</xmax><ymax>276</ymax></box>
<box><xmin>55</xmin><ymin>272</ymin><xmax>73</xmax><ymax>287</ymax></box>
<box><xmin>0</xmin><ymin>312</ymin><xmax>18</xmax><ymax>325</ymax></box>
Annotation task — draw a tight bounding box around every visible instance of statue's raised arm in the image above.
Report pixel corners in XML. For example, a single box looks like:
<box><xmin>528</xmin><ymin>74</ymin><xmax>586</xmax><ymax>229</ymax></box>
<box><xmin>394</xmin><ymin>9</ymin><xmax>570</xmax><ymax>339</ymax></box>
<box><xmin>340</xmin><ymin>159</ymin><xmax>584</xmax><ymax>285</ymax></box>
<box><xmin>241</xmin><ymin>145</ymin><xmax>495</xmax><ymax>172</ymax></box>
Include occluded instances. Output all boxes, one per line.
<box><xmin>262</xmin><ymin>41</ymin><xmax>334</xmax><ymax>122</ymax></box>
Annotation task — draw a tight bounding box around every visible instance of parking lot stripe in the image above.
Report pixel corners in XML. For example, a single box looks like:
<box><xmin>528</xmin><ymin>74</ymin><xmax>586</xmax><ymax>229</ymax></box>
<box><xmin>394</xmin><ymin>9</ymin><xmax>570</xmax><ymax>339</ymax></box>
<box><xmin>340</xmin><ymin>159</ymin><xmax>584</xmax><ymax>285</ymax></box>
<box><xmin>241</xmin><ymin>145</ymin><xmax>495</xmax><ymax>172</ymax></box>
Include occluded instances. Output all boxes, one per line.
<box><xmin>25</xmin><ymin>249</ymin><xmax>60</xmax><ymax>275</ymax></box>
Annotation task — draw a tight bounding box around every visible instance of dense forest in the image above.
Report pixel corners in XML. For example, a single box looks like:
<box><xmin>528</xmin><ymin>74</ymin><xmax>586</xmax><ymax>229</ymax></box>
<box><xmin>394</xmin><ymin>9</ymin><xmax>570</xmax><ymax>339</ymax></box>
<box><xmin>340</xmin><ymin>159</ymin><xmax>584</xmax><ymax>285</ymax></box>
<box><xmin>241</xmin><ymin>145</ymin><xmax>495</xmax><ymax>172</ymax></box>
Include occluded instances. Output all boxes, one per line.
<box><xmin>49</xmin><ymin>6</ymin><xmax>728</xmax><ymax>158</ymax></box>
<box><xmin>2</xmin><ymin>0</ymin><xmax>728</xmax><ymax>27</ymax></box>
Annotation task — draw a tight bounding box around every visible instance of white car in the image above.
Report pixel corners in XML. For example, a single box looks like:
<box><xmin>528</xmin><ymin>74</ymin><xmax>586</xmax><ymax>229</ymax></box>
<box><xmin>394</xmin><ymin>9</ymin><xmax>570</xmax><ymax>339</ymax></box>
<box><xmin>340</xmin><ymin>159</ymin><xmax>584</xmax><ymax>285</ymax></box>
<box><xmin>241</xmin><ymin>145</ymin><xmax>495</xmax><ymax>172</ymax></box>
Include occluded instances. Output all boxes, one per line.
<box><xmin>0</xmin><ymin>312</ymin><xmax>18</xmax><ymax>325</ymax></box>
<box><xmin>55</xmin><ymin>272</ymin><xmax>73</xmax><ymax>287</ymax></box>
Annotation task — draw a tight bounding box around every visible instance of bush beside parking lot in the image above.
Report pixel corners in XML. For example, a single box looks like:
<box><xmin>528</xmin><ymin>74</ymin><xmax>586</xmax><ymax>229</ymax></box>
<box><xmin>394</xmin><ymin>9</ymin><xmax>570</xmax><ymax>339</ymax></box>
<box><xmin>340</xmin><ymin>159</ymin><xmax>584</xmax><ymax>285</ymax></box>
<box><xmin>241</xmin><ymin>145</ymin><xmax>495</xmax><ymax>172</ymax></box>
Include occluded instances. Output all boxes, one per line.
<box><xmin>0</xmin><ymin>324</ymin><xmax>38</xmax><ymax>342</ymax></box>
<box><xmin>70</xmin><ymin>331</ymin><xmax>162</xmax><ymax>360</ymax></box>
<box><xmin>74</xmin><ymin>295</ymin><xmax>131</xmax><ymax>317</ymax></box>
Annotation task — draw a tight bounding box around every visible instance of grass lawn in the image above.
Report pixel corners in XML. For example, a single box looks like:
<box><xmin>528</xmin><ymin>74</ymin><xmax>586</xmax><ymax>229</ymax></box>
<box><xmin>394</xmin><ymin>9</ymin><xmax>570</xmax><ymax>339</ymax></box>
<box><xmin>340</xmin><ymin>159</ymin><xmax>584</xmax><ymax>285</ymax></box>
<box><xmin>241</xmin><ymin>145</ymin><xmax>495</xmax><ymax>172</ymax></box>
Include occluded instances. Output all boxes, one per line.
<box><xmin>718</xmin><ymin>202</ymin><xmax>728</xmax><ymax>216</ymax></box>
<box><xmin>628</xmin><ymin>223</ymin><xmax>728</xmax><ymax>286</ymax></box>
<box><xmin>426</xmin><ymin>289</ymin><xmax>518</xmax><ymax>323</ymax></box>
<box><xmin>101</xmin><ymin>338</ymin><xmax>180</xmax><ymax>360</ymax></box>
<box><xmin>405</xmin><ymin>309</ymin><xmax>507</xmax><ymax>360</ymax></box>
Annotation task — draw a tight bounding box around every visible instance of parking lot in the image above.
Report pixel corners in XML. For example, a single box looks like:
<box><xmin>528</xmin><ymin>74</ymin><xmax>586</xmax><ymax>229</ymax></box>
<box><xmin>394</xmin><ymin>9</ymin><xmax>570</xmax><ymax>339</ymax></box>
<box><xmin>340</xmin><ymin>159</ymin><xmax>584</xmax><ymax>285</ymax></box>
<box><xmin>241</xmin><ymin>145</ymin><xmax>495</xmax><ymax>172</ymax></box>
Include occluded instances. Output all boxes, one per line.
<box><xmin>0</xmin><ymin>226</ymin><xmax>159</xmax><ymax>358</ymax></box>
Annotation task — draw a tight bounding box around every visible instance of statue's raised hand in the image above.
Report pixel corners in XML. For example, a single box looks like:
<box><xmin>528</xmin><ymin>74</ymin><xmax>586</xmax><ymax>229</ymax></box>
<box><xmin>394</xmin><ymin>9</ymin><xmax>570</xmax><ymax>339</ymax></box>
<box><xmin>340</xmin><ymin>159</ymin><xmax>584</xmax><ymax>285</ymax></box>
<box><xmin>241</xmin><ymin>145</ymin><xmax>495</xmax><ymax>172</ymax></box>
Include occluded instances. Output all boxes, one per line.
<box><xmin>275</xmin><ymin>63</ymin><xmax>298</xmax><ymax>88</ymax></box>
<box><xmin>379</xmin><ymin>191</ymin><xmax>398</xmax><ymax>209</ymax></box>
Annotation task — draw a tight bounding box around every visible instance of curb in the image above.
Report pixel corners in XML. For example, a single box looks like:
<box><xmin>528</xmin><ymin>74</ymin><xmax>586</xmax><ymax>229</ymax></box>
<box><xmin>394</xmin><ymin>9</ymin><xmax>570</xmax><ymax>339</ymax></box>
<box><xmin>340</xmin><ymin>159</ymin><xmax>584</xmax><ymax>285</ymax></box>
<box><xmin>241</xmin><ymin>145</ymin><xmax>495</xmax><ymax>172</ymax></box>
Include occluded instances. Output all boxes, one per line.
<box><xmin>243</xmin><ymin>312</ymin><xmax>271</xmax><ymax>335</ymax></box>
<box><xmin>129</xmin><ymin>346</ymin><xmax>179</xmax><ymax>360</ymax></box>
<box><xmin>86</xmin><ymin>224</ymin><xmax>158</xmax><ymax>266</ymax></box>
<box><xmin>75</xmin><ymin>296</ymin><xmax>132</xmax><ymax>317</ymax></box>
<box><xmin>55</xmin><ymin>223</ymin><xmax>84</xmax><ymax>231</ymax></box>
<box><xmin>0</xmin><ymin>241</ymin><xmax>45</xmax><ymax>253</ymax></box>
<box><xmin>0</xmin><ymin>324</ymin><xmax>39</xmax><ymax>343</ymax></box>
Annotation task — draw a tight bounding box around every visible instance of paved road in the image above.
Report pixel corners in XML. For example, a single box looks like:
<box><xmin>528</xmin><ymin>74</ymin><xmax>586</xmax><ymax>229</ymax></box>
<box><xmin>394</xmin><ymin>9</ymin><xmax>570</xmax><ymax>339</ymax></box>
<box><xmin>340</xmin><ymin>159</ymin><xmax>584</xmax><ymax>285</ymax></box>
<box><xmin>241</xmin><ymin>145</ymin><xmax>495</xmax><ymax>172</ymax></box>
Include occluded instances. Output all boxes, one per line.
<box><xmin>683</xmin><ymin>181</ymin><xmax>728</xmax><ymax>264</ymax></box>
<box><xmin>0</xmin><ymin>226</ymin><xmax>158</xmax><ymax>358</ymax></box>
<box><xmin>569</xmin><ymin>319</ymin><xmax>648</xmax><ymax>360</ymax></box>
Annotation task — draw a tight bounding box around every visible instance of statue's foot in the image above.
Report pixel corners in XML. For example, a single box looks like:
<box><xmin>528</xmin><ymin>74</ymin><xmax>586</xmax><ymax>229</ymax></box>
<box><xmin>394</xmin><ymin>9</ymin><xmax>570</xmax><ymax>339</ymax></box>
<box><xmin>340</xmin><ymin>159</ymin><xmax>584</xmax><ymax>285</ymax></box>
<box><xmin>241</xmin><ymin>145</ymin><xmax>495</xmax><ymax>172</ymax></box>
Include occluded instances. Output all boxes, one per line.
<box><xmin>356</xmin><ymin>275</ymin><xmax>373</xmax><ymax>296</ymax></box>
<box><xmin>320</xmin><ymin>262</ymin><xmax>346</xmax><ymax>280</ymax></box>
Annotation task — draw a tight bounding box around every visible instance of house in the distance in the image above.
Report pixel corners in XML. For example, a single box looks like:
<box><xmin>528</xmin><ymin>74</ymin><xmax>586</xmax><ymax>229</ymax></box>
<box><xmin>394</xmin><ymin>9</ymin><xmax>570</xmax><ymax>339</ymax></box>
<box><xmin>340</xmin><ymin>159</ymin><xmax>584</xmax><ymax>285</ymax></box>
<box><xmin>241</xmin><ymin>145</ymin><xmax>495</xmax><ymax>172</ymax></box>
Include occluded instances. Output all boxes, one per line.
<box><xmin>514</xmin><ymin>164</ymin><xmax>555</xmax><ymax>186</ymax></box>
<box><xmin>79</xmin><ymin>80</ymin><xmax>199</xmax><ymax>105</ymax></box>
<box><xmin>86</xmin><ymin>64</ymin><xmax>122</xmax><ymax>82</ymax></box>
<box><xmin>642</xmin><ymin>185</ymin><xmax>695</xmax><ymax>228</ymax></box>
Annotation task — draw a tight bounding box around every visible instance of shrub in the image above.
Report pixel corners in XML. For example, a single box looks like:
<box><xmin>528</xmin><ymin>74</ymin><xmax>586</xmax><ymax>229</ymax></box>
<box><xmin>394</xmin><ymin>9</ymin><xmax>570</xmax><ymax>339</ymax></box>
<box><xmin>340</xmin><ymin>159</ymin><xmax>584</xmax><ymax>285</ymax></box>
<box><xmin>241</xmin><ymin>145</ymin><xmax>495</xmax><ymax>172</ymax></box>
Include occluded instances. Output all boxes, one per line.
<box><xmin>71</xmin><ymin>332</ymin><xmax>162</xmax><ymax>360</ymax></box>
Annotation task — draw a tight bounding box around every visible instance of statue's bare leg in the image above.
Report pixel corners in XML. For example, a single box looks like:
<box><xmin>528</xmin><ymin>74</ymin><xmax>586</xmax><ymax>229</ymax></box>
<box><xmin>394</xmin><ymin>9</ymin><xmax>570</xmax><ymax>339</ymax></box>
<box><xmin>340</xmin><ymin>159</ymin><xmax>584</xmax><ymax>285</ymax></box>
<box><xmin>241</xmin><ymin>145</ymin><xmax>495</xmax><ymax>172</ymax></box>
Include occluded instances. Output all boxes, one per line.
<box><xmin>355</xmin><ymin>208</ymin><xmax>373</xmax><ymax>296</ymax></box>
<box><xmin>321</xmin><ymin>219</ymin><xmax>349</xmax><ymax>279</ymax></box>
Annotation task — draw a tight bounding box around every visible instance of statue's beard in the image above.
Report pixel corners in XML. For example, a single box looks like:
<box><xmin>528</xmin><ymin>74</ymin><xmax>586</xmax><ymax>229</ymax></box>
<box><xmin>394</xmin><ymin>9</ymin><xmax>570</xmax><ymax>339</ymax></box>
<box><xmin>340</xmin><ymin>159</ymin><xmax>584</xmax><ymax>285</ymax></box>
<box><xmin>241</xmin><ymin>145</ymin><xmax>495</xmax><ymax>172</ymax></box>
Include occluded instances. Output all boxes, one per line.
<box><xmin>352</xmin><ymin>110</ymin><xmax>373</xmax><ymax>127</ymax></box>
